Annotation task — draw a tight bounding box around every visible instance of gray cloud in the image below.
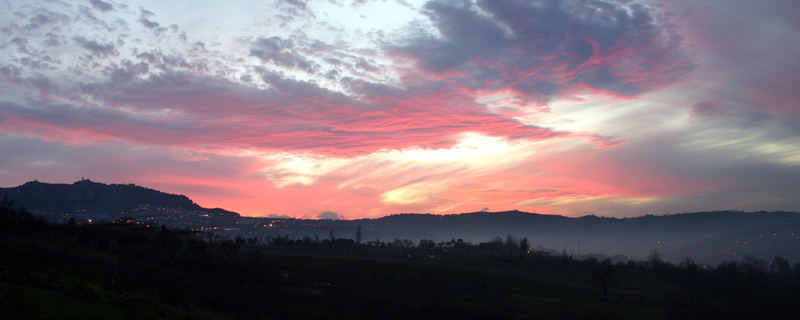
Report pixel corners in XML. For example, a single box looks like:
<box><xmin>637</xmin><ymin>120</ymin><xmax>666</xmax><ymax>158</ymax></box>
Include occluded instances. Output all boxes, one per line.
<box><xmin>250</xmin><ymin>37</ymin><xmax>317</xmax><ymax>73</ymax></box>
<box><xmin>73</xmin><ymin>36</ymin><xmax>117</xmax><ymax>57</ymax></box>
<box><xmin>138</xmin><ymin>8</ymin><xmax>159</xmax><ymax>29</ymax></box>
<box><xmin>24</xmin><ymin>10</ymin><xmax>69</xmax><ymax>30</ymax></box>
<box><xmin>43</xmin><ymin>32</ymin><xmax>62</xmax><ymax>47</ymax></box>
<box><xmin>689</xmin><ymin>100</ymin><xmax>728</xmax><ymax>117</ymax></box>
<box><xmin>89</xmin><ymin>0</ymin><xmax>113</xmax><ymax>12</ymax></box>
<box><xmin>390</xmin><ymin>0</ymin><xmax>692</xmax><ymax>106</ymax></box>
<box><xmin>318</xmin><ymin>211</ymin><xmax>342</xmax><ymax>220</ymax></box>
<box><xmin>135</xmin><ymin>50</ymin><xmax>205</xmax><ymax>72</ymax></box>
<box><xmin>673</xmin><ymin>0</ymin><xmax>800</xmax><ymax>117</ymax></box>
<box><xmin>271</xmin><ymin>0</ymin><xmax>316</xmax><ymax>25</ymax></box>
<box><xmin>108</xmin><ymin>60</ymin><xmax>149</xmax><ymax>83</ymax></box>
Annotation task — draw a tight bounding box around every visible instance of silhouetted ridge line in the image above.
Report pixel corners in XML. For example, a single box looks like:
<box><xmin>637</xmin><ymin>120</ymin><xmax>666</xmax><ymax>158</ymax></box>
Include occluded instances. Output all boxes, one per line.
<box><xmin>2</xmin><ymin>180</ymin><xmax>799</xmax><ymax>264</ymax></box>
<box><xmin>0</xmin><ymin>180</ymin><xmax>239</xmax><ymax>227</ymax></box>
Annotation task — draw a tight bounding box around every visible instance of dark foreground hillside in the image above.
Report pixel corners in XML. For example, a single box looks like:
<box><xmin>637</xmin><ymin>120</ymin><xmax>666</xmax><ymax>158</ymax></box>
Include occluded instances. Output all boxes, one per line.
<box><xmin>2</xmin><ymin>202</ymin><xmax>800</xmax><ymax>319</ymax></box>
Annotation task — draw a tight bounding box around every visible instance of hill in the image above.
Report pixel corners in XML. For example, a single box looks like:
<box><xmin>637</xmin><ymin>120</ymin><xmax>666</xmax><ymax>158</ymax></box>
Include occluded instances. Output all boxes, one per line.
<box><xmin>0</xmin><ymin>179</ymin><xmax>238</xmax><ymax>229</ymax></box>
<box><xmin>246</xmin><ymin>210</ymin><xmax>800</xmax><ymax>264</ymax></box>
<box><xmin>2</xmin><ymin>180</ymin><xmax>799</xmax><ymax>264</ymax></box>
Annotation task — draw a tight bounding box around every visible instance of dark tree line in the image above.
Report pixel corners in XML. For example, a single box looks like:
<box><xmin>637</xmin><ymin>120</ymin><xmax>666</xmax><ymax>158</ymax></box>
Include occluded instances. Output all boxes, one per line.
<box><xmin>4</xmin><ymin>200</ymin><xmax>800</xmax><ymax>319</ymax></box>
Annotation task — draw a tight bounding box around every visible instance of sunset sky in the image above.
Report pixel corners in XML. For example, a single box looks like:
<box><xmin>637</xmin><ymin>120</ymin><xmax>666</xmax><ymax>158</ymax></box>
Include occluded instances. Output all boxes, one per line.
<box><xmin>1</xmin><ymin>0</ymin><xmax>799</xmax><ymax>219</ymax></box>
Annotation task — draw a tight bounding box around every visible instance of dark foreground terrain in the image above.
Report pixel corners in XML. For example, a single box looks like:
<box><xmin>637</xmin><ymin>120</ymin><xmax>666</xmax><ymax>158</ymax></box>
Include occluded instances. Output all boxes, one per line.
<box><xmin>2</xmin><ymin>201</ymin><xmax>800</xmax><ymax>319</ymax></box>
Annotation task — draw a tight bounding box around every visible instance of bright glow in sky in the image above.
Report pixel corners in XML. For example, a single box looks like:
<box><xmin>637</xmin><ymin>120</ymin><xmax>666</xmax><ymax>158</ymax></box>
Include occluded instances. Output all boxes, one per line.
<box><xmin>1</xmin><ymin>0</ymin><xmax>799</xmax><ymax>218</ymax></box>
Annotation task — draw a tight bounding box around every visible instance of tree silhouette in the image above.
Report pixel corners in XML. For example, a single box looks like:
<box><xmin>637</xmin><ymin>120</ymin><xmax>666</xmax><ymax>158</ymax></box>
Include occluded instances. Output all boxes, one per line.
<box><xmin>418</xmin><ymin>239</ymin><xmax>435</xmax><ymax>248</ymax></box>
<box><xmin>0</xmin><ymin>196</ymin><xmax>15</xmax><ymax>223</ymax></box>
<box><xmin>793</xmin><ymin>263</ymin><xmax>800</xmax><ymax>277</ymax></box>
<box><xmin>679</xmin><ymin>258</ymin><xmax>701</xmax><ymax>304</ymax></box>
<box><xmin>771</xmin><ymin>256</ymin><xmax>790</xmax><ymax>274</ymax></box>
<box><xmin>504</xmin><ymin>234</ymin><xmax>519</xmax><ymax>258</ymax></box>
<box><xmin>504</xmin><ymin>234</ymin><xmax>517</xmax><ymax>249</ymax></box>
<box><xmin>591</xmin><ymin>260</ymin><xmax>617</xmax><ymax>302</ymax></box>
<box><xmin>520</xmin><ymin>237</ymin><xmax>530</xmax><ymax>253</ymax></box>
<box><xmin>355</xmin><ymin>225</ymin><xmax>362</xmax><ymax>244</ymax></box>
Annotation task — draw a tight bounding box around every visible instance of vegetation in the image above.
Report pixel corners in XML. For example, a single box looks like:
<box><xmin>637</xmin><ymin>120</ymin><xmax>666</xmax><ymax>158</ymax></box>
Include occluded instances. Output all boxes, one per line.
<box><xmin>3</xmin><ymin>200</ymin><xmax>800</xmax><ymax>319</ymax></box>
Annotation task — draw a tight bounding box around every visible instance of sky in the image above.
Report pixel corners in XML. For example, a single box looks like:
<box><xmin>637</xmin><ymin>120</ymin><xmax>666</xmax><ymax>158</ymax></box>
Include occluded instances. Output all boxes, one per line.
<box><xmin>1</xmin><ymin>0</ymin><xmax>799</xmax><ymax>219</ymax></box>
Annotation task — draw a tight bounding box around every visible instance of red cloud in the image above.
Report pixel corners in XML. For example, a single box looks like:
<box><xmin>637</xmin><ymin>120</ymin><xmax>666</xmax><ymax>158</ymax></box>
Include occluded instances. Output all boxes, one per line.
<box><xmin>3</xmin><ymin>70</ymin><xmax>601</xmax><ymax>155</ymax></box>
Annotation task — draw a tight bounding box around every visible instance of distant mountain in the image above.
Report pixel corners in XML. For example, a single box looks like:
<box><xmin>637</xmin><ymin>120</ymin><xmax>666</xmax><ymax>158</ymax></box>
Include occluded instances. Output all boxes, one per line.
<box><xmin>2</xmin><ymin>180</ymin><xmax>799</xmax><ymax>264</ymax></box>
<box><xmin>0</xmin><ymin>179</ymin><xmax>238</xmax><ymax>227</ymax></box>
<box><xmin>245</xmin><ymin>210</ymin><xmax>800</xmax><ymax>264</ymax></box>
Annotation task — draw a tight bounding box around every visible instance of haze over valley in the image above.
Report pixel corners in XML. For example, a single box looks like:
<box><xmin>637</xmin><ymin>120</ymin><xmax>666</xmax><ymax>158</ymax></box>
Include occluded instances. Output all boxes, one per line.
<box><xmin>4</xmin><ymin>179</ymin><xmax>799</xmax><ymax>265</ymax></box>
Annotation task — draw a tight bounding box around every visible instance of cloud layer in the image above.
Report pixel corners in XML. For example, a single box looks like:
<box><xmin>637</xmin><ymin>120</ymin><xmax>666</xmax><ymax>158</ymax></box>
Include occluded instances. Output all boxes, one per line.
<box><xmin>392</xmin><ymin>0</ymin><xmax>691</xmax><ymax>105</ymax></box>
<box><xmin>0</xmin><ymin>0</ymin><xmax>798</xmax><ymax>218</ymax></box>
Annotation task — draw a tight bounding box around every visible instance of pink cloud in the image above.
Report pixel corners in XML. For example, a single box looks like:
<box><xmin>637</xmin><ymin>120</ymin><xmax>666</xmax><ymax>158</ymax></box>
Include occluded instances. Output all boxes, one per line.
<box><xmin>1</xmin><ymin>70</ymin><xmax>579</xmax><ymax>156</ymax></box>
<box><xmin>7</xmin><ymin>0</ymin><xmax>795</xmax><ymax>220</ymax></box>
<box><xmin>2</xmin><ymin>0</ymin><xmax>685</xmax><ymax>158</ymax></box>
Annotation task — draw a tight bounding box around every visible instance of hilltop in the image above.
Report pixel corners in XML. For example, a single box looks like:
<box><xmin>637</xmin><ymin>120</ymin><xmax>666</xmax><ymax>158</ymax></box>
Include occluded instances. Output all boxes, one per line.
<box><xmin>0</xmin><ymin>179</ymin><xmax>238</xmax><ymax>228</ymax></box>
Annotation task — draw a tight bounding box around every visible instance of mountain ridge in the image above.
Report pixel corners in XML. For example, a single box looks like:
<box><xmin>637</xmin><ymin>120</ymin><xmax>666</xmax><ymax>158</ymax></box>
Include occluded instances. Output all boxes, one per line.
<box><xmin>2</xmin><ymin>179</ymin><xmax>799</xmax><ymax>264</ymax></box>
<box><xmin>5</xmin><ymin>179</ymin><xmax>793</xmax><ymax>221</ymax></box>
<box><xmin>0</xmin><ymin>179</ymin><xmax>238</xmax><ymax>228</ymax></box>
